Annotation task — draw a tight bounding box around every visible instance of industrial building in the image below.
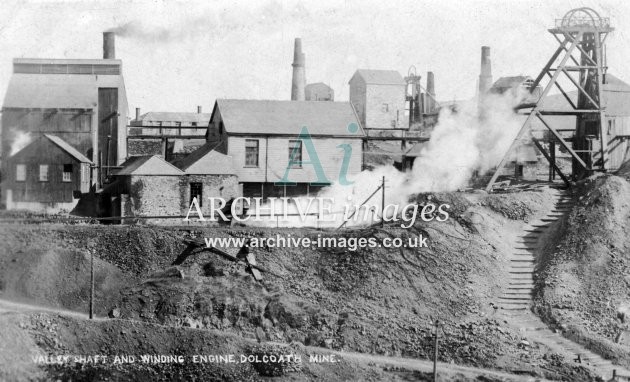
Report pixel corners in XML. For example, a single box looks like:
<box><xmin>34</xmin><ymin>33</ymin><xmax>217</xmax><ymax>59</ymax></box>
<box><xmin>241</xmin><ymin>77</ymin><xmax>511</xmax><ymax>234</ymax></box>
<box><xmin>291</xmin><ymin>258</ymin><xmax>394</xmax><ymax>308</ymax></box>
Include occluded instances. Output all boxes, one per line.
<box><xmin>349</xmin><ymin>69</ymin><xmax>408</xmax><ymax>131</ymax></box>
<box><xmin>1</xmin><ymin>32</ymin><xmax>128</xmax><ymax>211</ymax></box>
<box><xmin>487</xmin><ymin>8</ymin><xmax>630</xmax><ymax>189</ymax></box>
<box><xmin>205</xmin><ymin>99</ymin><xmax>364</xmax><ymax>198</ymax></box>
<box><xmin>127</xmin><ymin>106</ymin><xmax>209</xmax><ymax>159</ymax></box>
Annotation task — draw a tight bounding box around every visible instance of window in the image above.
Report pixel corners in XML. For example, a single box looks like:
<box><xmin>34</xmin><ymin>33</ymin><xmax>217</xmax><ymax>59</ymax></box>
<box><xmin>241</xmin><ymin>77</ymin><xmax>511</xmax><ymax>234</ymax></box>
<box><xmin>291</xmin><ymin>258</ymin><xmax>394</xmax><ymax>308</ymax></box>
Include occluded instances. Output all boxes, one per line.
<box><xmin>245</xmin><ymin>139</ymin><xmax>259</xmax><ymax>167</ymax></box>
<box><xmin>16</xmin><ymin>164</ymin><xmax>26</xmax><ymax>182</ymax></box>
<box><xmin>191</xmin><ymin>122</ymin><xmax>197</xmax><ymax>127</ymax></box>
<box><xmin>190</xmin><ymin>183</ymin><xmax>203</xmax><ymax>207</ymax></box>
<box><xmin>62</xmin><ymin>164</ymin><xmax>73</xmax><ymax>182</ymax></box>
<box><xmin>288</xmin><ymin>140</ymin><xmax>302</xmax><ymax>168</ymax></box>
<box><xmin>39</xmin><ymin>165</ymin><xmax>49</xmax><ymax>182</ymax></box>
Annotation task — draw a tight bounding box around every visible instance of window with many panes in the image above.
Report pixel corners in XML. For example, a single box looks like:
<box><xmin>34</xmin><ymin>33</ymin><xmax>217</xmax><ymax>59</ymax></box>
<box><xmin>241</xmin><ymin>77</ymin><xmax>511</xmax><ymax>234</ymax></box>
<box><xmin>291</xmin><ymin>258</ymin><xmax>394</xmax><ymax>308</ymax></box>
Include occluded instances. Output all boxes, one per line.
<box><xmin>288</xmin><ymin>140</ymin><xmax>302</xmax><ymax>168</ymax></box>
<box><xmin>190</xmin><ymin>183</ymin><xmax>203</xmax><ymax>207</ymax></box>
<box><xmin>16</xmin><ymin>164</ymin><xmax>26</xmax><ymax>181</ymax></box>
<box><xmin>62</xmin><ymin>164</ymin><xmax>73</xmax><ymax>182</ymax></box>
<box><xmin>245</xmin><ymin>139</ymin><xmax>259</xmax><ymax>167</ymax></box>
<box><xmin>39</xmin><ymin>165</ymin><xmax>49</xmax><ymax>182</ymax></box>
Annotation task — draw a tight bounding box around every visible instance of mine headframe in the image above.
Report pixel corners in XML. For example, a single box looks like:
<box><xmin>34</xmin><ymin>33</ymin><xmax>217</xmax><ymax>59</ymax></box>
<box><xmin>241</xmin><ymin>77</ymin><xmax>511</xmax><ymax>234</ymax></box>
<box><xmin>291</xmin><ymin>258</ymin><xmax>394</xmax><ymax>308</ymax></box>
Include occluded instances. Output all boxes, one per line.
<box><xmin>486</xmin><ymin>7</ymin><xmax>613</xmax><ymax>191</ymax></box>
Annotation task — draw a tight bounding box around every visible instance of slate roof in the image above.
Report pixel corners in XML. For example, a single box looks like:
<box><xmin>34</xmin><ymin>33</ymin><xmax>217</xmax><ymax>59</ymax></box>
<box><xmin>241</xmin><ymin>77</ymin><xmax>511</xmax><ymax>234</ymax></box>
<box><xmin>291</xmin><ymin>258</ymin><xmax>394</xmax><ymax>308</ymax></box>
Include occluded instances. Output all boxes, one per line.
<box><xmin>171</xmin><ymin>143</ymin><xmax>235</xmax><ymax>175</ymax></box>
<box><xmin>115</xmin><ymin>155</ymin><xmax>184</xmax><ymax>176</ymax></box>
<box><xmin>211</xmin><ymin>99</ymin><xmax>365</xmax><ymax>137</ymax></box>
<box><xmin>350</xmin><ymin>69</ymin><xmax>405</xmax><ymax>85</ymax></box>
<box><xmin>43</xmin><ymin>134</ymin><xmax>92</xmax><ymax>163</ymax></box>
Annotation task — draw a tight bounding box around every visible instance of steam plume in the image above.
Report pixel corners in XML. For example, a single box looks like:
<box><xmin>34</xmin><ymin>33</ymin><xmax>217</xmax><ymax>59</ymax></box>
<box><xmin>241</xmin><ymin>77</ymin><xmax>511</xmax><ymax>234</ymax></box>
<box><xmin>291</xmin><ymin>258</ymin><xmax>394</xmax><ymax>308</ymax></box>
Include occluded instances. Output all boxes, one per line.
<box><xmin>9</xmin><ymin>129</ymin><xmax>32</xmax><ymax>156</ymax></box>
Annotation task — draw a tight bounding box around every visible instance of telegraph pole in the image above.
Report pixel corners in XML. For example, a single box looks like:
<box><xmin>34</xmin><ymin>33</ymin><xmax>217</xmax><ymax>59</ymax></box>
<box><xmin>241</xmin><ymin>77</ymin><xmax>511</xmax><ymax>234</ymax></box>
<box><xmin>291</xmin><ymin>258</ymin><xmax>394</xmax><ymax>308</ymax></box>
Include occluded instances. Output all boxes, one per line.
<box><xmin>433</xmin><ymin>319</ymin><xmax>439</xmax><ymax>381</ymax></box>
<box><xmin>88</xmin><ymin>240</ymin><xmax>95</xmax><ymax>319</ymax></box>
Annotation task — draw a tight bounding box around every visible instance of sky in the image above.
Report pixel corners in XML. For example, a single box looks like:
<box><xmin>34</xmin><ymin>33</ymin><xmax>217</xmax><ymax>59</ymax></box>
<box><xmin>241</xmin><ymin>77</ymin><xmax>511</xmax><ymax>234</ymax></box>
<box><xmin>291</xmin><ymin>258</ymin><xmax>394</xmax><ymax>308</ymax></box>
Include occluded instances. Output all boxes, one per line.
<box><xmin>0</xmin><ymin>0</ymin><xmax>628</xmax><ymax>113</ymax></box>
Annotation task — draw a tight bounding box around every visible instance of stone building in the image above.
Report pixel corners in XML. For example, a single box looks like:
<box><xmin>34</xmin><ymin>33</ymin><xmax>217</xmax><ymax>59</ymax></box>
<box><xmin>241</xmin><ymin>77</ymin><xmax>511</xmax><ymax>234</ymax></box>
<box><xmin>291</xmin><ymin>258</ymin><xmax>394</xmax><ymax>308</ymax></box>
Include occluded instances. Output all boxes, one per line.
<box><xmin>348</xmin><ymin>69</ymin><xmax>407</xmax><ymax>130</ymax></box>
<box><xmin>108</xmin><ymin>144</ymin><xmax>238</xmax><ymax>224</ymax></box>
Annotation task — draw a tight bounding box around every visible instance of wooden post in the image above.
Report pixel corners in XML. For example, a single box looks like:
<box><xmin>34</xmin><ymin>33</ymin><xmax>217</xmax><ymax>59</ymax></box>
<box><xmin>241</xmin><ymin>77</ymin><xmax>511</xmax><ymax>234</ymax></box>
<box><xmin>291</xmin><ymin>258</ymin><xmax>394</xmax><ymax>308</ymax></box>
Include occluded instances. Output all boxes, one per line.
<box><xmin>89</xmin><ymin>248</ymin><xmax>94</xmax><ymax>319</ymax></box>
<box><xmin>433</xmin><ymin>319</ymin><xmax>439</xmax><ymax>381</ymax></box>
<box><xmin>381</xmin><ymin>176</ymin><xmax>385</xmax><ymax>228</ymax></box>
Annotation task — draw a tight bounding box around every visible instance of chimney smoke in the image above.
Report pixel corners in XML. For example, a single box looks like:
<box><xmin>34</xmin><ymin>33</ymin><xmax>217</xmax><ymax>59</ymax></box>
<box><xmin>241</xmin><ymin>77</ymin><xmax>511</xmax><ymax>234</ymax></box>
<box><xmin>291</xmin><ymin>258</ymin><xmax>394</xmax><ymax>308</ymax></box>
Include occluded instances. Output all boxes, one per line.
<box><xmin>103</xmin><ymin>32</ymin><xmax>116</xmax><ymax>59</ymax></box>
<box><xmin>479</xmin><ymin>46</ymin><xmax>492</xmax><ymax>95</ymax></box>
<box><xmin>291</xmin><ymin>38</ymin><xmax>306</xmax><ymax>101</ymax></box>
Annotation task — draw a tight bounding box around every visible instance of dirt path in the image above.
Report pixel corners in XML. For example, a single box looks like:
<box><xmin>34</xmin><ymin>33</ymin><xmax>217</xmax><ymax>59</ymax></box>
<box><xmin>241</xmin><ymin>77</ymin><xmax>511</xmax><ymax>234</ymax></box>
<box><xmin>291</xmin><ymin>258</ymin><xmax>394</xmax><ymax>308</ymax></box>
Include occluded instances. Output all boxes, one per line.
<box><xmin>0</xmin><ymin>298</ymin><xmax>105</xmax><ymax>321</ymax></box>
<box><xmin>0</xmin><ymin>298</ymin><xmax>546</xmax><ymax>381</ymax></box>
<box><xmin>498</xmin><ymin>187</ymin><xmax>630</xmax><ymax>381</ymax></box>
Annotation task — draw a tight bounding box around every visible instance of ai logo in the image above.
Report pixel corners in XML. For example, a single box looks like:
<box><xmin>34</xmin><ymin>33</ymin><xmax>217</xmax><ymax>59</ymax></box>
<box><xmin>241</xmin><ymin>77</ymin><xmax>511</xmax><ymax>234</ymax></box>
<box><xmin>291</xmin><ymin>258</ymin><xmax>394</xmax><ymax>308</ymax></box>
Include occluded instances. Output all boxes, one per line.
<box><xmin>276</xmin><ymin>123</ymin><xmax>360</xmax><ymax>186</ymax></box>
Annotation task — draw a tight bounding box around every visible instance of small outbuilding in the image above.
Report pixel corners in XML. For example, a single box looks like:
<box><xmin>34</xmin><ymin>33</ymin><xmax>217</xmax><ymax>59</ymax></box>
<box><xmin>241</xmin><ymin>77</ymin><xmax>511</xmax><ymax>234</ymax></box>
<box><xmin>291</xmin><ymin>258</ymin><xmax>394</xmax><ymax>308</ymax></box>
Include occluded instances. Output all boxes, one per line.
<box><xmin>3</xmin><ymin>134</ymin><xmax>92</xmax><ymax>212</ymax></box>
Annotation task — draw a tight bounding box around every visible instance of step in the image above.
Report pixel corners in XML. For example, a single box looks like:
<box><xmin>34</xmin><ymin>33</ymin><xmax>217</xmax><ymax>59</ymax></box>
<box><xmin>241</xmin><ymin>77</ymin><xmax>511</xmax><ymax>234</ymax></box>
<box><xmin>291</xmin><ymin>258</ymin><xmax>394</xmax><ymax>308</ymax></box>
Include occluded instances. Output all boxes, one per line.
<box><xmin>502</xmin><ymin>293</ymin><xmax>532</xmax><ymax>298</ymax></box>
<box><xmin>501</xmin><ymin>305</ymin><xmax>529</xmax><ymax>311</ymax></box>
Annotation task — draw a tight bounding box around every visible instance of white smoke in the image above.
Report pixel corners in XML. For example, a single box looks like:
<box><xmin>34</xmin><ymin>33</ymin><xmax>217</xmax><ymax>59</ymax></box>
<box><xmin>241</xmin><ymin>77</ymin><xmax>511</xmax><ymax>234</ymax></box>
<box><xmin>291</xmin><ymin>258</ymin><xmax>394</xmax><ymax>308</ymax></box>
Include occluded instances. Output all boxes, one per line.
<box><xmin>9</xmin><ymin>129</ymin><xmax>32</xmax><ymax>156</ymax></box>
<box><xmin>246</xmin><ymin>91</ymin><xmax>523</xmax><ymax>228</ymax></box>
<box><xmin>408</xmin><ymin>92</ymin><xmax>522</xmax><ymax>192</ymax></box>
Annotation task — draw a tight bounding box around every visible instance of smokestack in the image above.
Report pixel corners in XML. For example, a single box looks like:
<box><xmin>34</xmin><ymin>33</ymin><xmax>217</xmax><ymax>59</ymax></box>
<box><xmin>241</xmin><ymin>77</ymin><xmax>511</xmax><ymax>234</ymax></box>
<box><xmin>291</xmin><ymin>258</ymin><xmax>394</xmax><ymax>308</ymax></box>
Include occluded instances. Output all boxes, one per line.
<box><xmin>479</xmin><ymin>46</ymin><xmax>492</xmax><ymax>95</ymax></box>
<box><xmin>135</xmin><ymin>108</ymin><xmax>141</xmax><ymax>121</ymax></box>
<box><xmin>426</xmin><ymin>71</ymin><xmax>435</xmax><ymax>113</ymax></box>
<box><xmin>291</xmin><ymin>38</ymin><xmax>306</xmax><ymax>101</ymax></box>
<box><xmin>103</xmin><ymin>32</ymin><xmax>115</xmax><ymax>59</ymax></box>
<box><xmin>197</xmin><ymin>106</ymin><xmax>202</xmax><ymax>114</ymax></box>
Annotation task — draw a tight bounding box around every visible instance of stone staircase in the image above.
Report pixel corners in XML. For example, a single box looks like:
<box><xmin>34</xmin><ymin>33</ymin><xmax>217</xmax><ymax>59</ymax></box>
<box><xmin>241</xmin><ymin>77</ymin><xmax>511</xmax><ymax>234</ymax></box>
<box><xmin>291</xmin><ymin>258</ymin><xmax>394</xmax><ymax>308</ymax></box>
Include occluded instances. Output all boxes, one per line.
<box><xmin>499</xmin><ymin>188</ymin><xmax>630</xmax><ymax>381</ymax></box>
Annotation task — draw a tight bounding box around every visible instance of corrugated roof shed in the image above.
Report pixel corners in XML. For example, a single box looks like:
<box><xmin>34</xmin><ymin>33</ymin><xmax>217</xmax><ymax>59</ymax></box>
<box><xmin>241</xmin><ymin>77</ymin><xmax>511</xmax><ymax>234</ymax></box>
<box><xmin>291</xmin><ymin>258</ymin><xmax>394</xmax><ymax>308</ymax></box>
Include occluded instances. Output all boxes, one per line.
<box><xmin>131</xmin><ymin>112</ymin><xmax>211</xmax><ymax>126</ymax></box>
<box><xmin>115</xmin><ymin>155</ymin><xmax>184</xmax><ymax>176</ymax></box>
<box><xmin>212</xmin><ymin>99</ymin><xmax>365</xmax><ymax>136</ymax></box>
<box><xmin>350</xmin><ymin>70</ymin><xmax>405</xmax><ymax>85</ymax></box>
<box><xmin>172</xmin><ymin>143</ymin><xmax>235</xmax><ymax>175</ymax></box>
<box><xmin>43</xmin><ymin>134</ymin><xmax>92</xmax><ymax>163</ymax></box>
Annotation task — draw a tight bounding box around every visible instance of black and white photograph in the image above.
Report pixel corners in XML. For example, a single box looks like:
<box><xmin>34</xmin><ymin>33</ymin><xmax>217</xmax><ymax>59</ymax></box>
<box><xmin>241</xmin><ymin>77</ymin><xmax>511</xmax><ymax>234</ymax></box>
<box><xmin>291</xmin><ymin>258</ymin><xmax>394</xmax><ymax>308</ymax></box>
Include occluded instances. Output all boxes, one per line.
<box><xmin>0</xmin><ymin>1</ymin><xmax>630</xmax><ymax>381</ymax></box>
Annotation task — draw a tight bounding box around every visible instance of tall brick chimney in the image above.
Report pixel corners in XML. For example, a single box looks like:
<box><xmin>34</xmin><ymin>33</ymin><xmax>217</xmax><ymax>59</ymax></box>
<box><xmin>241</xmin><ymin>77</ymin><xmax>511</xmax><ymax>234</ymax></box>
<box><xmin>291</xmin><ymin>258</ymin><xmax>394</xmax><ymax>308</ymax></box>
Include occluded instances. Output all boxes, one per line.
<box><xmin>103</xmin><ymin>32</ymin><xmax>115</xmax><ymax>59</ymax></box>
<box><xmin>479</xmin><ymin>46</ymin><xmax>492</xmax><ymax>95</ymax></box>
<box><xmin>291</xmin><ymin>38</ymin><xmax>306</xmax><ymax>101</ymax></box>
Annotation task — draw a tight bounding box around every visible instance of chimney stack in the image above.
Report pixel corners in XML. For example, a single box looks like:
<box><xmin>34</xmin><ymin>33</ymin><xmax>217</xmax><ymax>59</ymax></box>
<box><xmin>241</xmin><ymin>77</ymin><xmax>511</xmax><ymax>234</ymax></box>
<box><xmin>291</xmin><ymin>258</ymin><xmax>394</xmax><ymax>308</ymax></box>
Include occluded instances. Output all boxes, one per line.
<box><xmin>291</xmin><ymin>38</ymin><xmax>306</xmax><ymax>101</ymax></box>
<box><xmin>479</xmin><ymin>46</ymin><xmax>492</xmax><ymax>95</ymax></box>
<box><xmin>103</xmin><ymin>32</ymin><xmax>116</xmax><ymax>59</ymax></box>
<box><xmin>197</xmin><ymin>105</ymin><xmax>202</xmax><ymax>114</ymax></box>
<box><xmin>135</xmin><ymin>107</ymin><xmax>141</xmax><ymax>121</ymax></box>
<box><xmin>426</xmin><ymin>71</ymin><xmax>435</xmax><ymax>113</ymax></box>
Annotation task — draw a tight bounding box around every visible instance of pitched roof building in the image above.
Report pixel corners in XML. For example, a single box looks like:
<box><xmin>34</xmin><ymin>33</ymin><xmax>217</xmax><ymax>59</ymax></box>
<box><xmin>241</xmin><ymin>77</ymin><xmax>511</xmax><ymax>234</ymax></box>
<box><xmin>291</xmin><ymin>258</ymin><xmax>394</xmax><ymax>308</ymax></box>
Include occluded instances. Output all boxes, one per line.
<box><xmin>349</xmin><ymin>69</ymin><xmax>407</xmax><ymax>130</ymax></box>
<box><xmin>206</xmin><ymin>99</ymin><xmax>365</xmax><ymax>198</ymax></box>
